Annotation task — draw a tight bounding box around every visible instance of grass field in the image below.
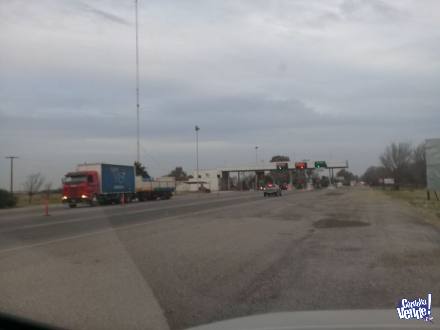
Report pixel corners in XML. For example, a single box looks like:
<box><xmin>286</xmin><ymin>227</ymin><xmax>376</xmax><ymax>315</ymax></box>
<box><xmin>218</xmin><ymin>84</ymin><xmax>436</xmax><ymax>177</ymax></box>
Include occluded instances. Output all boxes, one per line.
<box><xmin>15</xmin><ymin>193</ymin><xmax>62</xmax><ymax>207</ymax></box>
<box><xmin>381</xmin><ymin>188</ymin><xmax>440</xmax><ymax>221</ymax></box>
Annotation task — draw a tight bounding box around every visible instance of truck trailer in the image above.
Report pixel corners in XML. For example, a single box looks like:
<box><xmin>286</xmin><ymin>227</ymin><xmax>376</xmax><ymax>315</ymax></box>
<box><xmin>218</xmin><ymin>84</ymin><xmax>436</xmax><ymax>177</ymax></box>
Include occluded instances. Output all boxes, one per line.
<box><xmin>62</xmin><ymin>163</ymin><xmax>175</xmax><ymax>207</ymax></box>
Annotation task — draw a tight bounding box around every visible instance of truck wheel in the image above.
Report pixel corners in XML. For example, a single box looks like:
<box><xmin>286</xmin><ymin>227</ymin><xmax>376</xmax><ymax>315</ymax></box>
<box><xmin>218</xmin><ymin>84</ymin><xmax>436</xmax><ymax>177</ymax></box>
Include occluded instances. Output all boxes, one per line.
<box><xmin>138</xmin><ymin>193</ymin><xmax>146</xmax><ymax>202</ymax></box>
<box><xmin>264</xmin><ymin>193</ymin><xmax>267</xmax><ymax>197</ymax></box>
<box><xmin>89</xmin><ymin>195</ymin><xmax>98</xmax><ymax>206</ymax></box>
<box><xmin>68</xmin><ymin>203</ymin><xmax>77</xmax><ymax>208</ymax></box>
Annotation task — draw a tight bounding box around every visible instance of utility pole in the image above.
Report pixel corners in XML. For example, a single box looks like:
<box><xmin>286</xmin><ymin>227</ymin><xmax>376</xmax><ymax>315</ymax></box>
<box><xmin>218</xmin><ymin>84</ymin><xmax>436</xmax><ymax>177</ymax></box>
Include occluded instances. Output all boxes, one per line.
<box><xmin>5</xmin><ymin>156</ymin><xmax>18</xmax><ymax>193</ymax></box>
<box><xmin>255</xmin><ymin>146</ymin><xmax>258</xmax><ymax>190</ymax></box>
<box><xmin>135</xmin><ymin>0</ymin><xmax>140</xmax><ymax>163</ymax></box>
<box><xmin>195</xmin><ymin>125</ymin><xmax>200</xmax><ymax>190</ymax></box>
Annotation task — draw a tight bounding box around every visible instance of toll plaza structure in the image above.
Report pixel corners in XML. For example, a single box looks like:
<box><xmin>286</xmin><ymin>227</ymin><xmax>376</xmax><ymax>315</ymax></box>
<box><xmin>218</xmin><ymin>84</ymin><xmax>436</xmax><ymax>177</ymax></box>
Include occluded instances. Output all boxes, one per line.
<box><xmin>190</xmin><ymin>160</ymin><xmax>349</xmax><ymax>191</ymax></box>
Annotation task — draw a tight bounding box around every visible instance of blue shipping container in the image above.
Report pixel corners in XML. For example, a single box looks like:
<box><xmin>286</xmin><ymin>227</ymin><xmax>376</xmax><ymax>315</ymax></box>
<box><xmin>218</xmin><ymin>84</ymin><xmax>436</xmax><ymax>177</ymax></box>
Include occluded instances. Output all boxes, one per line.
<box><xmin>101</xmin><ymin>164</ymin><xmax>135</xmax><ymax>194</ymax></box>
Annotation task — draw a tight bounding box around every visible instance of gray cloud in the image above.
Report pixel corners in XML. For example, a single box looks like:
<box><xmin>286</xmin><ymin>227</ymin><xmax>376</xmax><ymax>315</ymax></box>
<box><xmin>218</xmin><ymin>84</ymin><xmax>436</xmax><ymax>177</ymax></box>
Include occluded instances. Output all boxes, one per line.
<box><xmin>76</xmin><ymin>1</ymin><xmax>130</xmax><ymax>25</ymax></box>
<box><xmin>1</xmin><ymin>0</ymin><xmax>439</xmax><ymax>188</ymax></box>
<box><xmin>339</xmin><ymin>0</ymin><xmax>406</xmax><ymax>21</ymax></box>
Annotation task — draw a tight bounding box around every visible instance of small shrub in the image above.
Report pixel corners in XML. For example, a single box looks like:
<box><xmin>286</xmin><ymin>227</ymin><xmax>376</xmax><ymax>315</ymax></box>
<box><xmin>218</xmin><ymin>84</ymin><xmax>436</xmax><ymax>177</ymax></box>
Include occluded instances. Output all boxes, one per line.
<box><xmin>0</xmin><ymin>189</ymin><xmax>17</xmax><ymax>208</ymax></box>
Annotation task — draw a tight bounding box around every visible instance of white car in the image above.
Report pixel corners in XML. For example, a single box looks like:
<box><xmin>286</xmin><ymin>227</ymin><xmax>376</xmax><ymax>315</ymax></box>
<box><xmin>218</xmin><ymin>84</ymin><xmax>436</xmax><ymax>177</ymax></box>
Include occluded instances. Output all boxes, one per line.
<box><xmin>263</xmin><ymin>184</ymin><xmax>282</xmax><ymax>197</ymax></box>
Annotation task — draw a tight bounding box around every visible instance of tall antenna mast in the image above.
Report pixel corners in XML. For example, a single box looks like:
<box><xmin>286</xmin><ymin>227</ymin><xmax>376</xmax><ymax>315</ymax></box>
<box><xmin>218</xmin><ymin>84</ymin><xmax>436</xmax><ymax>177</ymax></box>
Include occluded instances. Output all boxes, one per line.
<box><xmin>135</xmin><ymin>0</ymin><xmax>140</xmax><ymax>163</ymax></box>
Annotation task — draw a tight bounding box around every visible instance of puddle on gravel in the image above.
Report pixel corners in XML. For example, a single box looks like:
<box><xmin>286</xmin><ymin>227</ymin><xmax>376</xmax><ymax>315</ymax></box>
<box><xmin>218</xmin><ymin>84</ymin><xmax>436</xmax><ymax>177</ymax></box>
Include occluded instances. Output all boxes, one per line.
<box><xmin>313</xmin><ymin>217</ymin><xmax>370</xmax><ymax>228</ymax></box>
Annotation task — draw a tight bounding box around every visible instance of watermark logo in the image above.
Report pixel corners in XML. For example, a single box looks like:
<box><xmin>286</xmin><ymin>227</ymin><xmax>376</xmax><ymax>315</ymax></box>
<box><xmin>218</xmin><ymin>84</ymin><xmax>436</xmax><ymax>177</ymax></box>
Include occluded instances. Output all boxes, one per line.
<box><xmin>397</xmin><ymin>293</ymin><xmax>433</xmax><ymax>322</ymax></box>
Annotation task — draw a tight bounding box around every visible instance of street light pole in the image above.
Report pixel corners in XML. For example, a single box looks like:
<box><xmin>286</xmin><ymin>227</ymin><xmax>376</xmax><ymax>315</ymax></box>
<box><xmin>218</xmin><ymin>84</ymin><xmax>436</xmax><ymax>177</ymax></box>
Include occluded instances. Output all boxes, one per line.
<box><xmin>195</xmin><ymin>125</ymin><xmax>200</xmax><ymax>190</ymax></box>
<box><xmin>5</xmin><ymin>156</ymin><xmax>18</xmax><ymax>193</ymax></box>
<box><xmin>135</xmin><ymin>0</ymin><xmax>140</xmax><ymax>163</ymax></box>
<box><xmin>255</xmin><ymin>146</ymin><xmax>258</xmax><ymax>165</ymax></box>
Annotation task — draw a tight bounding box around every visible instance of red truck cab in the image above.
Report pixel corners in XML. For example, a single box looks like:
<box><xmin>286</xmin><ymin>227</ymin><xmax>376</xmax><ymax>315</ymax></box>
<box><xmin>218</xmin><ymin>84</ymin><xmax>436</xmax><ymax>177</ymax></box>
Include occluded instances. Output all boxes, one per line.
<box><xmin>62</xmin><ymin>171</ymin><xmax>99</xmax><ymax>207</ymax></box>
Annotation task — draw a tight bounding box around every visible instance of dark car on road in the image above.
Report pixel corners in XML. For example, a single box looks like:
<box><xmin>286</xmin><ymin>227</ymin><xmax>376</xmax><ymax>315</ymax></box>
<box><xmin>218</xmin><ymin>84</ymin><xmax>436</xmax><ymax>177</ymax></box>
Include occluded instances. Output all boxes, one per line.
<box><xmin>263</xmin><ymin>184</ymin><xmax>282</xmax><ymax>197</ymax></box>
<box><xmin>279</xmin><ymin>183</ymin><xmax>288</xmax><ymax>190</ymax></box>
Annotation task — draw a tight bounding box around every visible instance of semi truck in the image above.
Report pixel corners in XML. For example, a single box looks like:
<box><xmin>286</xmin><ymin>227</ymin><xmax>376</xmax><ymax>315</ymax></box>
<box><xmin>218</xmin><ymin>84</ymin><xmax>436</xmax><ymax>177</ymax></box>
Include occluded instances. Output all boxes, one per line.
<box><xmin>62</xmin><ymin>163</ymin><xmax>175</xmax><ymax>207</ymax></box>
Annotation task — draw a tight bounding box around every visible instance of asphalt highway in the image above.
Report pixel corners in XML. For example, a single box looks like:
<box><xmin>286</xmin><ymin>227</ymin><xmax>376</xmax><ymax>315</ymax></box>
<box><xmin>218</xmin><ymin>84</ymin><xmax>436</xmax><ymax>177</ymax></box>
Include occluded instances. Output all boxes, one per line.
<box><xmin>0</xmin><ymin>187</ymin><xmax>439</xmax><ymax>329</ymax></box>
<box><xmin>0</xmin><ymin>191</ymin><xmax>276</xmax><ymax>252</ymax></box>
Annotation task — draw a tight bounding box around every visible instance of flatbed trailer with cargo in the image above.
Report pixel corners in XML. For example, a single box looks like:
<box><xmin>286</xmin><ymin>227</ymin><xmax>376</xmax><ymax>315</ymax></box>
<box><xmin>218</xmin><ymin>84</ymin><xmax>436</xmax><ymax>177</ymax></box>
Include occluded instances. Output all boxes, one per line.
<box><xmin>62</xmin><ymin>163</ymin><xmax>175</xmax><ymax>207</ymax></box>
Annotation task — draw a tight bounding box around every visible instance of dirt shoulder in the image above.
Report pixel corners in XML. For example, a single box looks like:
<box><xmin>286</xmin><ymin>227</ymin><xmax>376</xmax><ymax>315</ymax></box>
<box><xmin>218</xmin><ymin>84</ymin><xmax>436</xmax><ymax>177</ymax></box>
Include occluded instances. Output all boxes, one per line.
<box><xmin>375</xmin><ymin>188</ymin><xmax>440</xmax><ymax>228</ymax></box>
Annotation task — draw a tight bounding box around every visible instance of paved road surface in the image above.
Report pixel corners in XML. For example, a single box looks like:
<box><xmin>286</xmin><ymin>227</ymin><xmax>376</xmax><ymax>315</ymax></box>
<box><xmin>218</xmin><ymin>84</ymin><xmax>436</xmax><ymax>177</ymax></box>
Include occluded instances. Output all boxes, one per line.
<box><xmin>0</xmin><ymin>187</ymin><xmax>439</xmax><ymax>329</ymax></box>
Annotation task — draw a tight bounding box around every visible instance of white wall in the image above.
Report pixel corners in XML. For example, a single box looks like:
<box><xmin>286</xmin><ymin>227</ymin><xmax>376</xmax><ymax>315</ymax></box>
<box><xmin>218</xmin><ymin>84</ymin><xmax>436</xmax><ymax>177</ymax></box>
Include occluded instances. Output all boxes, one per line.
<box><xmin>192</xmin><ymin>169</ymin><xmax>221</xmax><ymax>191</ymax></box>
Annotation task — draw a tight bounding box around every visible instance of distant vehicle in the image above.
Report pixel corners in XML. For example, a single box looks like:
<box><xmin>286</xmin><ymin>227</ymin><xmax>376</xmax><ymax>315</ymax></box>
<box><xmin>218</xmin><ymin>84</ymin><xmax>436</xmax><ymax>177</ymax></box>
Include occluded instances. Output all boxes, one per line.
<box><xmin>279</xmin><ymin>183</ymin><xmax>288</xmax><ymax>190</ymax></box>
<box><xmin>263</xmin><ymin>183</ymin><xmax>282</xmax><ymax>197</ymax></box>
<box><xmin>199</xmin><ymin>186</ymin><xmax>211</xmax><ymax>193</ymax></box>
<box><xmin>62</xmin><ymin>163</ymin><xmax>175</xmax><ymax>208</ymax></box>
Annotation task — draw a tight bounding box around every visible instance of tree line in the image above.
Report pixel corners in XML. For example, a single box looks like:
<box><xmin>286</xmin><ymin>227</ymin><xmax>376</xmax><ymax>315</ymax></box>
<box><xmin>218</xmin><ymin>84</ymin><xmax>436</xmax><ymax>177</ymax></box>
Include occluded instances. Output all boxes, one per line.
<box><xmin>362</xmin><ymin>142</ymin><xmax>426</xmax><ymax>188</ymax></box>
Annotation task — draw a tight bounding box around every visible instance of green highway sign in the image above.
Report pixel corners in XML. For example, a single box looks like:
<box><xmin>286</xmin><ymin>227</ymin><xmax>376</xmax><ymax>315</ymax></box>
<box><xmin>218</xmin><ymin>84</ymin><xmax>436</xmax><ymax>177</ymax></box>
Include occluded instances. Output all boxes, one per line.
<box><xmin>314</xmin><ymin>161</ymin><xmax>327</xmax><ymax>168</ymax></box>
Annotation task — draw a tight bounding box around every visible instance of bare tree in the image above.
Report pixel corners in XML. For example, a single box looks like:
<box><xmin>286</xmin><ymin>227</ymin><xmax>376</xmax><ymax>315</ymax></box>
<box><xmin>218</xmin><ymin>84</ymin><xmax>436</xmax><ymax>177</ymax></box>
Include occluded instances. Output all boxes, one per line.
<box><xmin>380</xmin><ymin>142</ymin><xmax>412</xmax><ymax>187</ymax></box>
<box><xmin>23</xmin><ymin>173</ymin><xmax>45</xmax><ymax>204</ymax></box>
<box><xmin>270</xmin><ymin>155</ymin><xmax>290</xmax><ymax>162</ymax></box>
<box><xmin>413</xmin><ymin>143</ymin><xmax>426</xmax><ymax>164</ymax></box>
<box><xmin>44</xmin><ymin>182</ymin><xmax>52</xmax><ymax>199</ymax></box>
<box><xmin>410</xmin><ymin>142</ymin><xmax>426</xmax><ymax>187</ymax></box>
<box><xmin>336</xmin><ymin>169</ymin><xmax>356</xmax><ymax>182</ymax></box>
<box><xmin>167</xmin><ymin>167</ymin><xmax>188</xmax><ymax>181</ymax></box>
<box><xmin>361</xmin><ymin>166</ymin><xmax>389</xmax><ymax>186</ymax></box>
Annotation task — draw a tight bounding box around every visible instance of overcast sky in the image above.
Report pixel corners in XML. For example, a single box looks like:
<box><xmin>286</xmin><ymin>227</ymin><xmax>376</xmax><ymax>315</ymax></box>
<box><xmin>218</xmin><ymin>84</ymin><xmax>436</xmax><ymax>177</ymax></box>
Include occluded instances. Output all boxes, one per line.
<box><xmin>1</xmin><ymin>0</ymin><xmax>439</xmax><ymax>189</ymax></box>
